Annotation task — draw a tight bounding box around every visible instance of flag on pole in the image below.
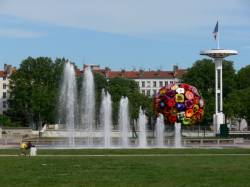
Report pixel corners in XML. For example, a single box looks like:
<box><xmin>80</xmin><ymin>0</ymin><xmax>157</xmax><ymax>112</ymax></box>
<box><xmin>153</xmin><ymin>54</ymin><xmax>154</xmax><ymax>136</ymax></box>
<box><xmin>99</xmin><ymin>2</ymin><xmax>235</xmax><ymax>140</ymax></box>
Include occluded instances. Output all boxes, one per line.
<box><xmin>213</xmin><ymin>21</ymin><xmax>219</xmax><ymax>40</ymax></box>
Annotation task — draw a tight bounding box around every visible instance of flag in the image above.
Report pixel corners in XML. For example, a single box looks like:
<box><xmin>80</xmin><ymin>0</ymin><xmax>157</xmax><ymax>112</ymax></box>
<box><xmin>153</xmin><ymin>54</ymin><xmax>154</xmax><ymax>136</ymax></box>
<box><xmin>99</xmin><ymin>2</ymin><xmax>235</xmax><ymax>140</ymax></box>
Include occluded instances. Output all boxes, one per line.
<box><xmin>213</xmin><ymin>21</ymin><xmax>219</xmax><ymax>40</ymax></box>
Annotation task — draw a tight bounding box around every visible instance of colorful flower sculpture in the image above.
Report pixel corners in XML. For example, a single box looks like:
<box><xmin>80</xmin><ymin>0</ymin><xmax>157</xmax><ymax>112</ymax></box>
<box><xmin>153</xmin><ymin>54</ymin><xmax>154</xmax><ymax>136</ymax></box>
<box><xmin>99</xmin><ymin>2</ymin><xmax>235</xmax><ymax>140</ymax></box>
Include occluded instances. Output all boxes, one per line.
<box><xmin>154</xmin><ymin>83</ymin><xmax>205</xmax><ymax>125</ymax></box>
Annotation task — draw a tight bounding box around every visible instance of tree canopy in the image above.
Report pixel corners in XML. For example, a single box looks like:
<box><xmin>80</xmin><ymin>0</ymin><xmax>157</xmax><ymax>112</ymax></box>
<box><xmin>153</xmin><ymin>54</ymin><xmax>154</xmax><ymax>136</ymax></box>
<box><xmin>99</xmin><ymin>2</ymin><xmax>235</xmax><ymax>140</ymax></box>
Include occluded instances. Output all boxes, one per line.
<box><xmin>7</xmin><ymin>57</ymin><xmax>65</xmax><ymax>129</ymax></box>
<box><xmin>109</xmin><ymin>77</ymin><xmax>153</xmax><ymax>122</ymax></box>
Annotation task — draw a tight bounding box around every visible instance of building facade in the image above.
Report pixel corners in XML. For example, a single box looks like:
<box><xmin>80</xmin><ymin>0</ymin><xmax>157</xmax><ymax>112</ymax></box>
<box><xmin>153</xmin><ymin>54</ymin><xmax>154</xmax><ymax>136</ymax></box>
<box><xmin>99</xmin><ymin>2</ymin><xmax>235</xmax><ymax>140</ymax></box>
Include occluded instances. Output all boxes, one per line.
<box><xmin>0</xmin><ymin>64</ymin><xmax>15</xmax><ymax>115</ymax></box>
<box><xmin>86</xmin><ymin>65</ymin><xmax>187</xmax><ymax>97</ymax></box>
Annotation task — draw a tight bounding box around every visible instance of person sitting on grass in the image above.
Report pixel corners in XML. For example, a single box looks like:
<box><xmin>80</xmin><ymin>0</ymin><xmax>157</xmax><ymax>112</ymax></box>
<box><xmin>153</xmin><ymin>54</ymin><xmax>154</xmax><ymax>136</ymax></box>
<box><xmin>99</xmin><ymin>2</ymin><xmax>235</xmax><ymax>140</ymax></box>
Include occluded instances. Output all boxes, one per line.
<box><xmin>20</xmin><ymin>142</ymin><xmax>27</xmax><ymax>156</ymax></box>
<box><xmin>20</xmin><ymin>141</ymin><xmax>33</xmax><ymax>156</ymax></box>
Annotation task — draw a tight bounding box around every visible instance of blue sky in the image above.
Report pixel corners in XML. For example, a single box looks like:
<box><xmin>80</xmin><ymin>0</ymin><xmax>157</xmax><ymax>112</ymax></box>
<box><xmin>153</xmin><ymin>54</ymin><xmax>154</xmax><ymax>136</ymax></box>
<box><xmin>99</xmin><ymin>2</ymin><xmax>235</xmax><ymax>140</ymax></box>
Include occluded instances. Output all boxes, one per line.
<box><xmin>0</xmin><ymin>0</ymin><xmax>249</xmax><ymax>70</ymax></box>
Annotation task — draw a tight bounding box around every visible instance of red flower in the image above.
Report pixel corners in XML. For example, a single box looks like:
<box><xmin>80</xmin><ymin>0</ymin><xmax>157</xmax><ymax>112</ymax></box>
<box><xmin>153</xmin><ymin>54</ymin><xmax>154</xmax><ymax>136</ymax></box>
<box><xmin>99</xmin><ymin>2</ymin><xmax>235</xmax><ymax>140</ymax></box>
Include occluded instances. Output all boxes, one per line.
<box><xmin>167</xmin><ymin>98</ymin><xmax>176</xmax><ymax>108</ymax></box>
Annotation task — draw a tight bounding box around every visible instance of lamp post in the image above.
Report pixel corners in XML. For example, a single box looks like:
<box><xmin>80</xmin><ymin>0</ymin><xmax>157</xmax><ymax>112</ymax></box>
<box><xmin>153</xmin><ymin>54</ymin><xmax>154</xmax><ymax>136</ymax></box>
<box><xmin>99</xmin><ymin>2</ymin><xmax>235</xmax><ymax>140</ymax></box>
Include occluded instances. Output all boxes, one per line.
<box><xmin>200</xmin><ymin>49</ymin><xmax>238</xmax><ymax>134</ymax></box>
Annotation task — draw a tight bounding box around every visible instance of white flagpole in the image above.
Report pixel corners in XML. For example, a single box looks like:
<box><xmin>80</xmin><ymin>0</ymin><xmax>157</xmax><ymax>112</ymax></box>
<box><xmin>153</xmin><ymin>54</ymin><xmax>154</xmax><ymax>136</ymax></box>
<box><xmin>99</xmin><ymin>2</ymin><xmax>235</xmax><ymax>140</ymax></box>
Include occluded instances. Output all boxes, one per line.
<box><xmin>217</xmin><ymin>32</ymin><xmax>220</xmax><ymax>49</ymax></box>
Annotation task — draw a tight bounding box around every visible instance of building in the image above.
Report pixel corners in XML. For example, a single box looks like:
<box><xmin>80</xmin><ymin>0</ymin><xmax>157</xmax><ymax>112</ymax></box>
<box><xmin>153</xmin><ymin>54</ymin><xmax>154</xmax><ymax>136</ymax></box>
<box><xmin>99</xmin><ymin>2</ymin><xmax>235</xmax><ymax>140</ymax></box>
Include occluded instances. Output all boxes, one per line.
<box><xmin>0</xmin><ymin>64</ymin><xmax>16</xmax><ymax>115</ymax></box>
<box><xmin>84</xmin><ymin>64</ymin><xmax>187</xmax><ymax>97</ymax></box>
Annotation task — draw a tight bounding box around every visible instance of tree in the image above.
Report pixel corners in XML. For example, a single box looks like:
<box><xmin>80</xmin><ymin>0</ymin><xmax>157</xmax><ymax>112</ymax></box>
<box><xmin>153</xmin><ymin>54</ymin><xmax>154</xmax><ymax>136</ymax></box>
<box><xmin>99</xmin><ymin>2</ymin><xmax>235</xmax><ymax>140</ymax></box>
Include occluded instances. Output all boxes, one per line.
<box><xmin>106</xmin><ymin>77</ymin><xmax>152</xmax><ymax>125</ymax></box>
<box><xmin>225</xmin><ymin>87</ymin><xmax>250</xmax><ymax>125</ymax></box>
<box><xmin>236</xmin><ymin>65</ymin><xmax>250</xmax><ymax>90</ymax></box>
<box><xmin>182</xmin><ymin>58</ymin><xmax>236</xmax><ymax>125</ymax></box>
<box><xmin>7</xmin><ymin>57</ymin><xmax>65</xmax><ymax>129</ymax></box>
<box><xmin>94</xmin><ymin>73</ymin><xmax>108</xmax><ymax>125</ymax></box>
<box><xmin>0</xmin><ymin>114</ymin><xmax>12</xmax><ymax>127</ymax></box>
<box><xmin>223</xmin><ymin>64</ymin><xmax>250</xmax><ymax>127</ymax></box>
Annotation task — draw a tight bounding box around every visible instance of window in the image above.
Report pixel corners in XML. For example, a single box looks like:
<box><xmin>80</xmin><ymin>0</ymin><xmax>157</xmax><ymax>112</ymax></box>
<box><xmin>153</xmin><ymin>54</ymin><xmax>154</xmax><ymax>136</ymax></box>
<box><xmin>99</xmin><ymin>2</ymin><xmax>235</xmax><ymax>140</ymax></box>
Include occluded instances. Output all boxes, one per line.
<box><xmin>3</xmin><ymin>77</ymin><xmax>6</xmax><ymax>80</ymax></box>
<box><xmin>153</xmin><ymin>90</ymin><xmax>157</xmax><ymax>95</ymax></box>
<box><xmin>165</xmin><ymin>81</ymin><xmax>168</xmax><ymax>86</ymax></box>
<box><xmin>159</xmin><ymin>81</ymin><xmax>163</xmax><ymax>87</ymax></box>
<box><xmin>153</xmin><ymin>81</ymin><xmax>157</xmax><ymax>87</ymax></box>
<box><xmin>141</xmin><ymin>81</ymin><xmax>145</xmax><ymax>88</ymax></box>
<box><xmin>142</xmin><ymin>90</ymin><xmax>145</xmax><ymax>95</ymax></box>
<box><xmin>146</xmin><ymin>90</ymin><xmax>151</xmax><ymax>96</ymax></box>
<box><xmin>147</xmin><ymin>81</ymin><xmax>151</xmax><ymax>87</ymax></box>
<box><xmin>217</xmin><ymin>93</ymin><xmax>221</xmax><ymax>112</ymax></box>
<box><xmin>170</xmin><ymin>81</ymin><xmax>173</xmax><ymax>84</ymax></box>
<box><xmin>3</xmin><ymin>83</ymin><xmax>7</xmax><ymax>89</ymax></box>
<box><xmin>3</xmin><ymin>92</ymin><xmax>7</xmax><ymax>99</ymax></box>
<box><xmin>3</xmin><ymin>101</ymin><xmax>6</xmax><ymax>108</ymax></box>
<box><xmin>217</xmin><ymin>69</ymin><xmax>221</xmax><ymax>90</ymax></box>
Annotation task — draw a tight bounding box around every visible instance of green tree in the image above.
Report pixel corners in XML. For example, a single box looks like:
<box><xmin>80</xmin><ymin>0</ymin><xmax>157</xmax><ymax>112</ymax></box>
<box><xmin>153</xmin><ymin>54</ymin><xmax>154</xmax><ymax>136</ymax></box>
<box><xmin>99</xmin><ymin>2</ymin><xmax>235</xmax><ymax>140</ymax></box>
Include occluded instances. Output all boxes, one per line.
<box><xmin>94</xmin><ymin>73</ymin><xmax>108</xmax><ymax>125</ymax></box>
<box><xmin>106</xmin><ymin>77</ymin><xmax>152</xmax><ymax>126</ymax></box>
<box><xmin>0</xmin><ymin>114</ymin><xmax>12</xmax><ymax>127</ymax></box>
<box><xmin>236</xmin><ymin>65</ymin><xmax>250</xmax><ymax>89</ymax></box>
<box><xmin>7</xmin><ymin>57</ymin><xmax>65</xmax><ymax>129</ymax></box>
<box><xmin>225</xmin><ymin>87</ymin><xmax>250</xmax><ymax>125</ymax></box>
<box><xmin>224</xmin><ymin>64</ymin><xmax>250</xmax><ymax>127</ymax></box>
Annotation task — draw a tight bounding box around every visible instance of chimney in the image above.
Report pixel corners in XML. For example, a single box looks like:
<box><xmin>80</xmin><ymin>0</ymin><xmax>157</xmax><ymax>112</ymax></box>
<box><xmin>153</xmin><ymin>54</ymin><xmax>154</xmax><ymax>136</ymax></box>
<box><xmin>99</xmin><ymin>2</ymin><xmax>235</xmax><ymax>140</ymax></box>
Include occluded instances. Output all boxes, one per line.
<box><xmin>139</xmin><ymin>69</ymin><xmax>144</xmax><ymax>76</ymax></box>
<box><xmin>173</xmin><ymin>65</ymin><xmax>178</xmax><ymax>72</ymax></box>
<box><xmin>104</xmin><ymin>67</ymin><xmax>110</xmax><ymax>79</ymax></box>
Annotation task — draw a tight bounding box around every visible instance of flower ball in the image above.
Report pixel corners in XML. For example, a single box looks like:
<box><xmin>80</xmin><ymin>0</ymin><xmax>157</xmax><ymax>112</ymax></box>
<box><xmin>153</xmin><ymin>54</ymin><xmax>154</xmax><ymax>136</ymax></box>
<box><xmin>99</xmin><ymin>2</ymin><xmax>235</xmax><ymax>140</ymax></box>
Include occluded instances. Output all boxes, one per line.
<box><xmin>154</xmin><ymin>83</ymin><xmax>205</xmax><ymax>125</ymax></box>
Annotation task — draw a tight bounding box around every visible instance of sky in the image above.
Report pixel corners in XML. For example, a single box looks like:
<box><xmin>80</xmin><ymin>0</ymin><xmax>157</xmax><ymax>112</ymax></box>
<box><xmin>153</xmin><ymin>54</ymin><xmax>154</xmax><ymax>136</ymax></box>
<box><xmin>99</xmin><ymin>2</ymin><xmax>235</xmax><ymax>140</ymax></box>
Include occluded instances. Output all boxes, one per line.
<box><xmin>0</xmin><ymin>0</ymin><xmax>249</xmax><ymax>71</ymax></box>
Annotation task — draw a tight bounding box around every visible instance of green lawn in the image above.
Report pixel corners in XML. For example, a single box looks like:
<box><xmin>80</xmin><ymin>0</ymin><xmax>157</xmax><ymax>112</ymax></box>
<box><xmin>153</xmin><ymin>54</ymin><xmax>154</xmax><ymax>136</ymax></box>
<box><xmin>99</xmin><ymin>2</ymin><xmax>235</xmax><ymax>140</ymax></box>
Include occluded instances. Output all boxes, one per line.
<box><xmin>0</xmin><ymin>149</ymin><xmax>250</xmax><ymax>187</ymax></box>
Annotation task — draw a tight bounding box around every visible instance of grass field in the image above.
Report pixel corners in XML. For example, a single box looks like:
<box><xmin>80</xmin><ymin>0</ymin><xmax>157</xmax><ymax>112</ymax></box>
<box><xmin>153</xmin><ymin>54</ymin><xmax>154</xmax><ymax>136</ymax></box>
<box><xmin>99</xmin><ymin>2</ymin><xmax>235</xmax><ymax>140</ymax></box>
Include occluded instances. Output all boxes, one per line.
<box><xmin>1</xmin><ymin>148</ymin><xmax>250</xmax><ymax>187</ymax></box>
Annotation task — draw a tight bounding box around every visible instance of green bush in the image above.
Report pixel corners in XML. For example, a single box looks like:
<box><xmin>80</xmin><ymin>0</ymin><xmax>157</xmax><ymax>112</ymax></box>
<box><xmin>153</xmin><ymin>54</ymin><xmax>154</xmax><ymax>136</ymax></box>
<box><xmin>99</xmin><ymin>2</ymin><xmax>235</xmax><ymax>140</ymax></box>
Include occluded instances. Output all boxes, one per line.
<box><xmin>0</xmin><ymin>115</ymin><xmax>12</xmax><ymax>127</ymax></box>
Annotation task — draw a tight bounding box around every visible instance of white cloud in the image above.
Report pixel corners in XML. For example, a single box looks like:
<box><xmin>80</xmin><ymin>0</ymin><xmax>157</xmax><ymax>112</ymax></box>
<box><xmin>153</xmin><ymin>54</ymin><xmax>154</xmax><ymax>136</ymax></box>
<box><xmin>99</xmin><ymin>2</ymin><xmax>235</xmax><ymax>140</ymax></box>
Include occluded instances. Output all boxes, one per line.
<box><xmin>0</xmin><ymin>0</ymin><xmax>249</xmax><ymax>35</ymax></box>
<box><xmin>0</xmin><ymin>28</ymin><xmax>45</xmax><ymax>38</ymax></box>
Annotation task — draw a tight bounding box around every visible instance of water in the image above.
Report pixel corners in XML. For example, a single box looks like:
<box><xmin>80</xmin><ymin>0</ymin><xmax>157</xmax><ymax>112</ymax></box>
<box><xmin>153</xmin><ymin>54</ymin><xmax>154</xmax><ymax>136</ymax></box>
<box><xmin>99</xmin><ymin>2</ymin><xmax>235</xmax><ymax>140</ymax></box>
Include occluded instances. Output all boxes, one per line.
<box><xmin>119</xmin><ymin>97</ymin><xmax>130</xmax><ymax>147</ymax></box>
<box><xmin>174</xmin><ymin>122</ymin><xmax>182</xmax><ymax>148</ymax></box>
<box><xmin>138</xmin><ymin>108</ymin><xmax>147</xmax><ymax>148</ymax></box>
<box><xmin>100</xmin><ymin>89</ymin><xmax>112</xmax><ymax>147</ymax></box>
<box><xmin>81</xmin><ymin>66</ymin><xmax>95</xmax><ymax>145</ymax></box>
<box><xmin>155</xmin><ymin>114</ymin><xmax>165</xmax><ymax>147</ymax></box>
<box><xmin>59</xmin><ymin>62</ymin><xmax>77</xmax><ymax>147</ymax></box>
<box><xmin>57</xmin><ymin>63</ymin><xmax>175</xmax><ymax>148</ymax></box>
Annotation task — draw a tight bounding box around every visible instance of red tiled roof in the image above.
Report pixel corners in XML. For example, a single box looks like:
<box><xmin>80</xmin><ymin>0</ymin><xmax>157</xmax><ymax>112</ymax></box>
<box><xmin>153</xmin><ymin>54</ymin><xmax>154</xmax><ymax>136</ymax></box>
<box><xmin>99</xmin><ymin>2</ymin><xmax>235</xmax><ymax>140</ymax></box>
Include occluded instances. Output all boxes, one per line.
<box><xmin>0</xmin><ymin>71</ymin><xmax>6</xmax><ymax>78</ymax></box>
<box><xmin>174</xmin><ymin>69</ymin><xmax>187</xmax><ymax>79</ymax></box>
<box><xmin>78</xmin><ymin>65</ymin><xmax>187</xmax><ymax>80</ymax></box>
<box><xmin>106</xmin><ymin>71</ymin><xmax>173</xmax><ymax>79</ymax></box>
<box><xmin>92</xmin><ymin>69</ymin><xmax>186</xmax><ymax>79</ymax></box>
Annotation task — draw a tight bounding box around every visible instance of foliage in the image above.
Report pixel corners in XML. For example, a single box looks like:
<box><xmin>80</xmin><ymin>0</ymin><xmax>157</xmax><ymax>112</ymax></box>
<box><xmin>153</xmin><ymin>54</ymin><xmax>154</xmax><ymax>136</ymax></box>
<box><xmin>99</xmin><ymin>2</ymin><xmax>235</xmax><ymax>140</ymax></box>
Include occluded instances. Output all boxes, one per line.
<box><xmin>94</xmin><ymin>73</ymin><xmax>108</xmax><ymax>125</ymax></box>
<box><xmin>106</xmin><ymin>77</ymin><xmax>152</xmax><ymax>125</ymax></box>
<box><xmin>0</xmin><ymin>114</ymin><xmax>12</xmax><ymax>127</ymax></box>
<box><xmin>7</xmin><ymin>57</ymin><xmax>65</xmax><ymax>129</ymax></box>
<box><xmin>236</xmin><ymin>65</ymin><xmax>250</xmax><ymax>90</ymax></box>
<box><xmin>225</xmin><ymin>87</ymin><xmax>250</xmax><ymax>125</ymax></box>
<box><xmin>224</xmin><ymin>64</ymin><xmax>250</xmax><ymax>124</ymax></box>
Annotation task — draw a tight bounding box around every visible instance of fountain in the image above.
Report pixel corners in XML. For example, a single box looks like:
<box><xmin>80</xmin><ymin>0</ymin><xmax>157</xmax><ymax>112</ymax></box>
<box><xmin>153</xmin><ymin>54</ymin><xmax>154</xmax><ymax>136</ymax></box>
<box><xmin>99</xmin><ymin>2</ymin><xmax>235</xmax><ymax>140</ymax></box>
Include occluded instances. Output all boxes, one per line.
<box><xmin>119</xmin><ymin>97</ymin><xmax>130</xmax><ymax>147</ymax></box>
<box><xmin>138</xmin><ymin>108</ymin><xmax>147</xmax><ymax>148</ymax></box>
<box><xmin>174</xmin><ymin>123</ymin><xmax>182</xmax><ymax>148</ymax></box>
<box><xmin>59</xmin><ymin>62</ymin><xmax>77</xmax><ymax>147</ymax></box>
<box><xmin>100</xmin><ymin>89</ymin><xmax>112</xmax><ymax>148</ymax></box>
<box><xmin>81</xmin><ymin>66</ymin><xmax>95</xmax><ymax>146</ymax></box>
<box><xmin>155</xmin><ymin>114</ymin><xmax>165</xmax><ymax>147</ymax></box>
<box><xmin>55</xmin><ymin>65</ymin><xmax>195</xmax><ymax>149</ymax></box>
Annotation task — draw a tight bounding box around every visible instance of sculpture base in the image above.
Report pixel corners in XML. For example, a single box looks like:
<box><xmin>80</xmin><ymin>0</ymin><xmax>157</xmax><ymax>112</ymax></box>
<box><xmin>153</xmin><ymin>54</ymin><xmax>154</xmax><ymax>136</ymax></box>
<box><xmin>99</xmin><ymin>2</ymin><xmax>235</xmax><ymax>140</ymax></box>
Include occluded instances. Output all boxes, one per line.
<box><xmin>213</xmin><ymin>113</ymin><xmax>225</xmax><ymax>134</ymax></box>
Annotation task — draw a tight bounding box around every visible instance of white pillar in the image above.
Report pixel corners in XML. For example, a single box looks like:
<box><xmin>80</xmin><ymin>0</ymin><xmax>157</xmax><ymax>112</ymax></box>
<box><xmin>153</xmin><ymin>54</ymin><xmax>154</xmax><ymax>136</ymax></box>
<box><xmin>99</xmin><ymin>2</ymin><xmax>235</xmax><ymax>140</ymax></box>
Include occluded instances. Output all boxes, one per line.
<box><xmin>214</xmin><ymin>58</ymin><xmax>225</xmax><ymax>133</ymax></box>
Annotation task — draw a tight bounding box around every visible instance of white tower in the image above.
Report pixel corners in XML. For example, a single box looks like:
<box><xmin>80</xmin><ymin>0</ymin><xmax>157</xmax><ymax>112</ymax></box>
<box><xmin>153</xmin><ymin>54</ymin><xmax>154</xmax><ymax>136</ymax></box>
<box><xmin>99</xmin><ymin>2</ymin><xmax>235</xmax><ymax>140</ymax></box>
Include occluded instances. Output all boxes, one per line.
<box><xmin>200</xmin><ymin>49</ymin><xmax>238</xmax><ymax>134</ymax></box>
